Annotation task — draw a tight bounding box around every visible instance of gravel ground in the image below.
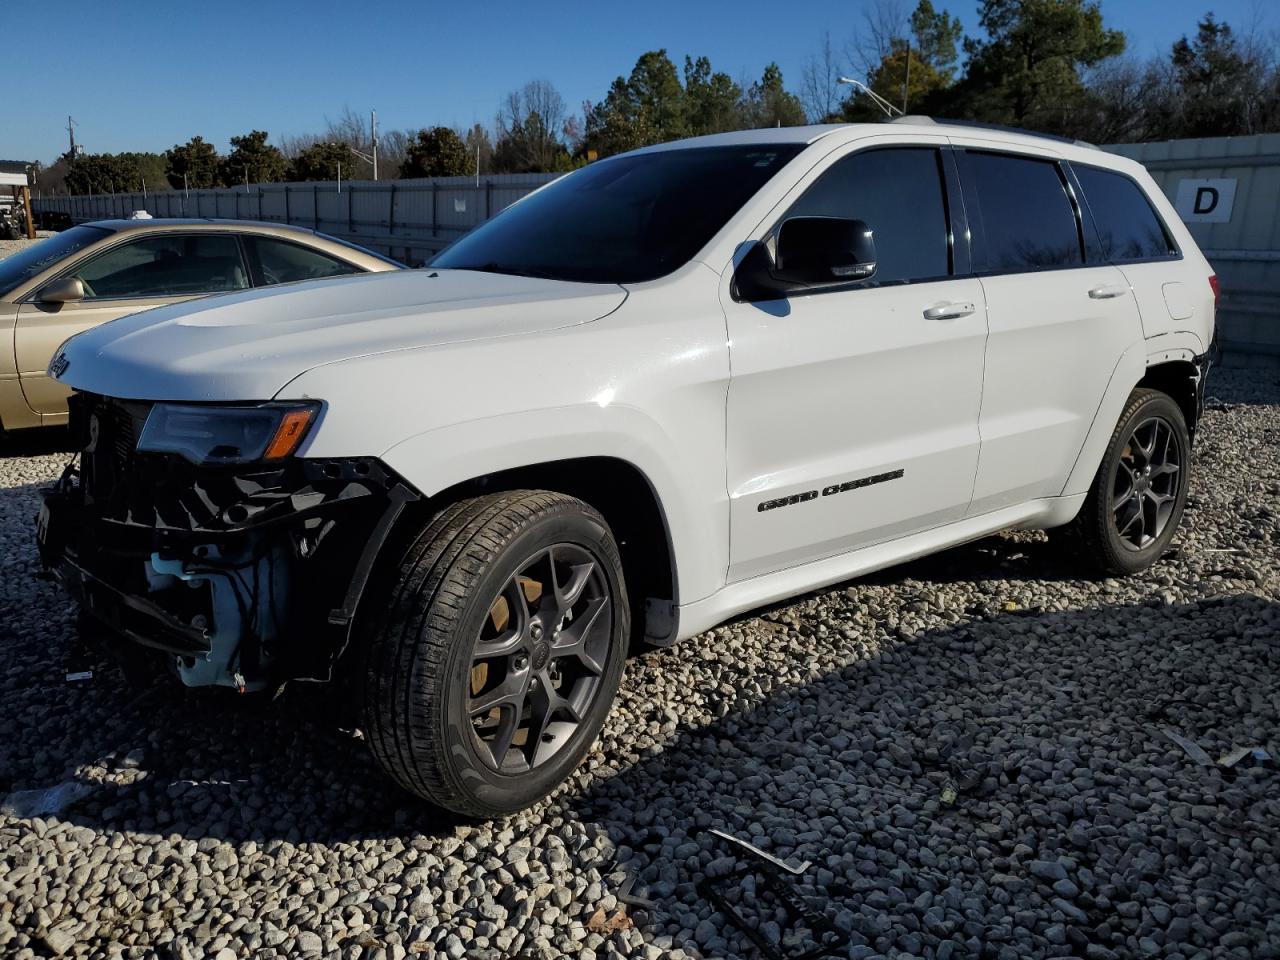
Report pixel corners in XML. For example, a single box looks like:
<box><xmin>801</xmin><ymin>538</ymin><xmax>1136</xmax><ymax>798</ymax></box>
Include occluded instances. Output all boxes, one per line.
<box><xmin>0</xmin><ymin>349</ymin><xmax>1277</xmax><ymax>957</ymax></box>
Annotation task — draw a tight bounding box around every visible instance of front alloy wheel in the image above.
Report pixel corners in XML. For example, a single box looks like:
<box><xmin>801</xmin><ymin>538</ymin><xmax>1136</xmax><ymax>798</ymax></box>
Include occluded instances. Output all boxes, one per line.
<box><xmin>468</xmin><ymin>544</ymin><xmax>614</xmax><ymax>775</ymax></box>
<box><xmin>361</xmin><ymin>491</ymin><xmax>629</xmax><ymax>818</ymax></box>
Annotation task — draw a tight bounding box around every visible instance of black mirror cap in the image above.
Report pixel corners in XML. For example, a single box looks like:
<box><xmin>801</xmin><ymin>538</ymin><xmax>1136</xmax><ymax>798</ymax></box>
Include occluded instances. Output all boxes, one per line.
<box><xmin>778</xmin><ymin>216</ymin><xmax>876</xmax><ymax>283</ymax></box>
<box><xmin>732</xmin><ymin>217</ymin><xmax>878</xmax><ymax>303</ymax></box>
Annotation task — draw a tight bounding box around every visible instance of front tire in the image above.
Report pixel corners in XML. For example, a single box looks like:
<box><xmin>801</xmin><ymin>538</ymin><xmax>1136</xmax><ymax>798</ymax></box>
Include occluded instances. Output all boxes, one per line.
<box><xmin>1070</xmin><ymin>387</ymin><xmax>1191</xmax><ymax>576</ymax></box>
<box><xmin>361</xmin><ymin>490</ymin><xmax>629</xmax><ymax>818</ymax></box>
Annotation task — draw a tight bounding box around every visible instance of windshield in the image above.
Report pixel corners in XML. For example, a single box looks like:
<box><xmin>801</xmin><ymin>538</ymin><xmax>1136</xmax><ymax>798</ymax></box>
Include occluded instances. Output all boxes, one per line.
<box><xmin>432</xmin><ymin>144</ymin><xmax>804</xmax><ymax>284</ymax></box>
<box><xmin>0</xmin><ymin>225</ymin><xmax>112</xmax><ymax>297</ymax></box>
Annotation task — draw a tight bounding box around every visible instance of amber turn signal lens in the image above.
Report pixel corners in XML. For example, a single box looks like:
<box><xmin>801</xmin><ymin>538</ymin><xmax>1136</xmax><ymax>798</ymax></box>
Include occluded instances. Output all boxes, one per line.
<box><xmin>263</xmin><ymin>408</ymin><xmax>315</xmax><ymax>460</ymax></box>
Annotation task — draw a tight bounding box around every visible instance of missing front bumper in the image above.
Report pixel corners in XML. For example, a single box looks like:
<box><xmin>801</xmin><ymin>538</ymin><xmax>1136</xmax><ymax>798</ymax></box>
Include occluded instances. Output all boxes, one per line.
<box><xmin>38</xmin><ymin>402</ymin><xmax>419</xmax><ymax>688</ymax></box>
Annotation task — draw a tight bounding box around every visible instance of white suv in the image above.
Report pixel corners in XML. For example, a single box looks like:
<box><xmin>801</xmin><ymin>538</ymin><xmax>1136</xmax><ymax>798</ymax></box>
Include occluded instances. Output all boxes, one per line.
<box><xmin>39</xmin><ymin>119</ymin><xmax>1214</xmax><ymax>817</ymax></box>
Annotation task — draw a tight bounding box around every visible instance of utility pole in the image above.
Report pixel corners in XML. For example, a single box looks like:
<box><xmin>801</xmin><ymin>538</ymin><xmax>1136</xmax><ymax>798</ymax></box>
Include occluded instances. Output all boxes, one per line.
<box><xmin>901</xmin><ymin>39</ymin><xmax>911</xmax><ymax>115</ymax></box>
<box><xmin>371</xmin><ymin>109</ymin><xmax>378</xmax><ymax>181</ymax></box>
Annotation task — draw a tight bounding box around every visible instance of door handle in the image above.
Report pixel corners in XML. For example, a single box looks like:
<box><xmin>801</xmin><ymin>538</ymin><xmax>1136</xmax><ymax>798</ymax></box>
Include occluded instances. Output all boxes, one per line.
<box><xmin>1088</xmin><ymin>284</ymin><xmax>1129</xmax><ymax>299</ymax></box>
<box><xmin>923</xmin><ymin>301</ymin><xmax>976</xmax><ymax>320</ymax></box>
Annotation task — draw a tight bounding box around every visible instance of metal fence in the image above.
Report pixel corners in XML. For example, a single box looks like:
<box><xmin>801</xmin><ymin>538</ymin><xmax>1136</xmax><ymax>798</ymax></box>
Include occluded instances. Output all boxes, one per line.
<box><xmin>32</xmin><ymin>174</ymin><xmax>560</xmax><ymax>265</ymax></box>
<box><xmin>32</xmin><ymin>134</ymin><xmax>1280</xmax><ymax>358</ymax></box>
<box><xmin>1105</xmin><ymin>133</ymin><xmax>1280</xmax><ymax>361</ymax></box>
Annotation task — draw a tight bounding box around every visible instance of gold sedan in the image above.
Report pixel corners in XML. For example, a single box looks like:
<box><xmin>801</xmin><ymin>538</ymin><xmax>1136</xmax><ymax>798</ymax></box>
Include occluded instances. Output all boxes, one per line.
<box><xmin>0</xmin><ymin>219</ymin><xmax>401</xmax><ymax>430</ymax></box>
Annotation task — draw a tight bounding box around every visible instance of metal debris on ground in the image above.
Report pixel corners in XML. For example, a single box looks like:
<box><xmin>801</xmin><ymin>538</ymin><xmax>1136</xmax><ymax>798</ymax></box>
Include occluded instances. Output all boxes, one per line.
<box><xmin>1217</xmin><ymin>745</ymin><xmax>1274</xmax><ymax>770</ymax></box>
<box><xmin>708</xmin><ymin>828</ymin><xmax>811</xmax><ymax>875</ymax></box>
<box><xmin>698</xmin><ymin>828</ymin><xmax>846</xmax><ymax>960</ymax></box>
<box><xmin>1162</xmin><ymin>728</ymin><xmax>1215</xmax><ymax>767</ymax></box>
<box><xmin>615</xmin><ymin>869</ymin><xmax>657</xmax><ymax>909</ymax></box>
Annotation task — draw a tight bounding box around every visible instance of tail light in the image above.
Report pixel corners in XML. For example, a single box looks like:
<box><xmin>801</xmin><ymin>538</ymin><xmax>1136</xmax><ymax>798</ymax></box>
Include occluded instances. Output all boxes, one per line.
<box><xmin>1208</xmin><ymin>274</ymin><xmax>1220</xmax><ymax>305</ymax></box>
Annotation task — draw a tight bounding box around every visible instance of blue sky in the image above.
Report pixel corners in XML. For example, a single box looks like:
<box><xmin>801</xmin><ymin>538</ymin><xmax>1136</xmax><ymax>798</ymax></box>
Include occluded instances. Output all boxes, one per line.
<box><xmin>9</xmin><ymin>0</ymin><xmax>1276</xmax><ymax>164</ymax></box>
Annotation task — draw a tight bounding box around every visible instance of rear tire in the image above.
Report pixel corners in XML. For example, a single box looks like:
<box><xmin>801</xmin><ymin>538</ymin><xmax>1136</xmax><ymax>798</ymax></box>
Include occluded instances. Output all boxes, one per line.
<box><xmin>360</xmin><ymin>490</ymin><xmax>629</xmax><ymax>818</ymax></box>
<box><xmin>1069</xmin><ymin>388</ymin><xmax>1190</xmax><ymax>576</ymax></box>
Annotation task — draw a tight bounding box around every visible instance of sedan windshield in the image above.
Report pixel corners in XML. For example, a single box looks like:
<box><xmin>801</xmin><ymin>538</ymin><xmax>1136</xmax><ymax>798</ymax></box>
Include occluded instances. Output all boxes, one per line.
<box><xmin>432</xmin><ymin>144</ymin><xmax>804</xmax><ymax>284</ymax></box>
<box><xmin>0</xmin><ymin>225</ymin><xmax>112</xmax><ymax>297</ymax></box>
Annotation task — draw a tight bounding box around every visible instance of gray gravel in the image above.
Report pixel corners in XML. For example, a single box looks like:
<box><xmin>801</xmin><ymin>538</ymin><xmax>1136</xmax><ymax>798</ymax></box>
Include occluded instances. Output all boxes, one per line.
<box><xmin>1</xmin><ymin>361</ymin><xmax>1277</xmax><ymax>960</ymax></box>
<box><xmin>0</xmin><ymin>232</ymin><xmax>55</xmax><ymax>259</ymax></box>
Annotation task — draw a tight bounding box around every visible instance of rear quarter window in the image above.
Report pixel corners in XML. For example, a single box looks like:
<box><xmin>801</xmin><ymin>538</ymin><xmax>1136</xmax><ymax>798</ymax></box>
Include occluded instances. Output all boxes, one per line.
<box><xmin>1074</xmin><ymin>165</ymin><xmax>1179</xmax><ymax>263</ymax></box>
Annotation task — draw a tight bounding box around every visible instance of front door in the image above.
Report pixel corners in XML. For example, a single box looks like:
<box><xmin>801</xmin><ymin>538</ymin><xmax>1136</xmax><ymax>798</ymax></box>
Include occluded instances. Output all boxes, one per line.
<box><xmin>16</xmin><ymin>232</ymin><xmax>250</xmax><ymax>417</ymax></box>
<box><xmin>722</xmin><ymin>144</ymin><xmax>988</xmax><ymax>583</ymax></box>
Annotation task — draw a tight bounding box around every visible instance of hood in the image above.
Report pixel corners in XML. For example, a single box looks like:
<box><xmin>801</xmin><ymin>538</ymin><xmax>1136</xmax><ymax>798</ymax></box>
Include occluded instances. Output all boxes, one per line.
<box><xmin>55</xmin><ymin>269</ymin><xmax>627</xmax><ymax>401</ymax></box>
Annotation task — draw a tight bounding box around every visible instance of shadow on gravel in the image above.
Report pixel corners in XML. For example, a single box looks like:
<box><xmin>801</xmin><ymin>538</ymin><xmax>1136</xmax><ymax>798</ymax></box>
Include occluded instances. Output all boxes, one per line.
<box><xmin>567</xmin><ymin>593</ymin><xmax>1279</xmax><ymax>958</ymax></box>
<box><xmin>0</xmin><ymin>426</ymin><xmax>76</xmax><ymax>459</ymax></box>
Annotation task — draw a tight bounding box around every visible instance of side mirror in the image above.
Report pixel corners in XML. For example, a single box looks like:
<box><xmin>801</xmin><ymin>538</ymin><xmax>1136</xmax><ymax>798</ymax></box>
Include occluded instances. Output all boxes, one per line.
<box><xmin>733</xmin><ymin>217</ymin><xmax>877</xmax><ymax>302</ymax></box>
<box><xmin>38</xmin><ymin>276</ymin><xmax>86</xmax><ymax>305</ymax></box>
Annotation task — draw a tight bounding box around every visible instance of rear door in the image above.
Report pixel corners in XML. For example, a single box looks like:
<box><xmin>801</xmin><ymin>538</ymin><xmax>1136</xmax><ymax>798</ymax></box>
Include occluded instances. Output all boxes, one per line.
<box><xmin>1070</xmin><ymin>163</ymin><xmax>1192</xmax><ymax>343</ymax></box>
<box><xmin>16</xmin><ymin>232</ymin><xmax>251</xmax><ymax>418</ymax></box>
<box><xmin>953</xmin><ymin>145</ymin><xmax>1145</xmax><ymax>515</ymax></box>
<box><xmin>722</xmin><ymin>140</ymin><xmax>988</xmax><ymax>582</ymax></box>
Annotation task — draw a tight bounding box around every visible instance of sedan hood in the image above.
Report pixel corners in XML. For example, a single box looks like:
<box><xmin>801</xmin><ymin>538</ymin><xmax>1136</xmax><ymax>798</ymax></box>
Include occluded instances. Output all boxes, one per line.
<box><xmin>55</xmin><ymin>269</ymin><xmax>626</xmax><ymax>401</ymax></box>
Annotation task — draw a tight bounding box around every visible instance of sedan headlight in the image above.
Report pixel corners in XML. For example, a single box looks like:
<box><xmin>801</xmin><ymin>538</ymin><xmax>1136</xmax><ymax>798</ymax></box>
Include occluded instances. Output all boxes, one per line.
<box><xmin>137</xmin><ymin>402</ymin><xmax>320</xmax><ymax>464</ymax></box>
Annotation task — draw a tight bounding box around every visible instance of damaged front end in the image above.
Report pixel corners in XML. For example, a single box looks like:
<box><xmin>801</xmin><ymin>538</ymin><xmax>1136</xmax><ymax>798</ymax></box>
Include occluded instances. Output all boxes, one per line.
<box><xmin>37</xmin><ymin>392</ymin><xmax>417</xmax><ymax>691</ymax></box>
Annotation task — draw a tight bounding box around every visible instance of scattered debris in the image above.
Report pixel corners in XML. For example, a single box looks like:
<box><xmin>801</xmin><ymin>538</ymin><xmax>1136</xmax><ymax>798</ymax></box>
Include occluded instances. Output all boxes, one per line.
<box><xmin>699</xmin><ymin>863</ymin><xmax>846</xmax><ymax>960</ymax></box>
<box><xmin>64</xmin><ymin>670</ymin><xmax>93</xmax><ymax>682</ymax></box>
<box><xmin>616</xmin><ymin>869</ymin><xmax>657</xmax><ymax>909</ymax></box>
<box><xmin>940</xmin><ymin>778</ymin><xmax>959</xmax><ymax>805</ymax></box>
<box><xmin>697</xmin><ymin>828</ymin><xmax>847</xmax><ymax>960</ymax></box>
<box><xmin>1162</xmin><ymin>728</ymin><xmax>1215</xmax><ymax>767</ymax></box>
<box><xmin>1217</xmin><ymin>745</ymin><xmax>1273</xmax><ymax>770</ymax></box>
<box><xmin>708</xmin><ymin>828</ymin><xmax>811</xmax><ymax>876</ymax></box>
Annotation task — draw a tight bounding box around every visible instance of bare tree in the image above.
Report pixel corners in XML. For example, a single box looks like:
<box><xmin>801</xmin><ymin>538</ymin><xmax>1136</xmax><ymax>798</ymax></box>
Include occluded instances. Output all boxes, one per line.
<box><xmin>493</xmin><ymin>80</ymin><xmax>569</xmax><ymax>172</ymax></box>
<box><xmin>377</xmin><ymin>129</ymin><xmax>416</xmax><ymax>180</ymax></box>
<box><xmin>323</xmin><ymin>106</ymin><xmax>376</xmax><ymax>177</ymax></box>
<box><xmin>276</xmin><ymin>132</ymin><xmax>321</xmax><ymax>160</ymax></box>
<box><xmin>497</xmin><ymin>80</ymin><xmax>567</xmax><ymax>143</ymax></box>
<box><xmin>801</xmin><ymin>32</ymin><xmax>846</xmax><ymax>121</ymax></box>
<box><xmin>847</xmin><ymin>0</ymin><xmax>911</xmax><ymax>80</ymax></box>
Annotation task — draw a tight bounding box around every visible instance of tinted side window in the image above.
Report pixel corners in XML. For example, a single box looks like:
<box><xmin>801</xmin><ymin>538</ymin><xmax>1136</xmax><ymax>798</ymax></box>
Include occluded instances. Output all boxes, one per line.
<box><xmin>785</xmin><ymin>148</ymin><xmax>950</xmax><ymax>284</ymax></box>
<box><xmin>966</xmin><ymin>152</ymin><xmax>1082</xmax><ymax>272</ymax></box>
<box><xmin>249</xmin><ymin>236</ymin><xmax>362</xmax><ymax>285</ymax></box>
<box><xmin>72</xmin><ymin>234</ymin><xmax>249</xmax><ymax>299</ymax></box>
<box><xmin>1074</xmin><ymin>165</ymin><xmax>1178</xmax><ymax>262</ymax></box>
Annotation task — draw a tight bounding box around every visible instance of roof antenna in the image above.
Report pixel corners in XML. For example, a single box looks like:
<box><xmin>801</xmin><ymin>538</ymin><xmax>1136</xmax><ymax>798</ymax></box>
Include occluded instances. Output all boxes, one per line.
<box><xmin>837</xmin><ymin>77</ymin><xmax>904</xmax><ymax>118</ymax></box>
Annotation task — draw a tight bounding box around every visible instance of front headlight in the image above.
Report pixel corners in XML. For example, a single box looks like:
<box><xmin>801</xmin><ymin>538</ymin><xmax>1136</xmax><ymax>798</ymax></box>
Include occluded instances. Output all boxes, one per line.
<box><xmin>137</xmin><ymin>402</ymin><xmax>320</xmax><ymax>464</ymax></box>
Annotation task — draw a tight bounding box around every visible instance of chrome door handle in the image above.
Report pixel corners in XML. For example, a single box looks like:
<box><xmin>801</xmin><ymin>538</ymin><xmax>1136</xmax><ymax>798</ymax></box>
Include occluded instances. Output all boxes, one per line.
<box><xmin>1088</xmin><ymin>284</ymin><xmax>1129</xmax><ymax>299</ymax></box>
<box><xmin>923</xmin><ymin>301</ymin><xmax>976</xmax><ymax>320</ymax></box>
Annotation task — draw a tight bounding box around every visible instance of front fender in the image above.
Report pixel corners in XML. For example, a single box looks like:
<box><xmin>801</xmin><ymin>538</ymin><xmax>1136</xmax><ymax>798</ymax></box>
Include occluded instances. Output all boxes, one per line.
<box><xmin>379</xmin><ymin>402</ymin><xmax>724</xmax><ymax>605</ymax></box>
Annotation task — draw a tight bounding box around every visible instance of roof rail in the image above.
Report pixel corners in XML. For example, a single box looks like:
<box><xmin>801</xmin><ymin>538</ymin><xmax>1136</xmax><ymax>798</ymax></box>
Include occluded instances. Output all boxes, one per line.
<box><xmin>889</xmin><ymin>115</ymin><xmax>1098</xmax><ymax>150</ymax></box>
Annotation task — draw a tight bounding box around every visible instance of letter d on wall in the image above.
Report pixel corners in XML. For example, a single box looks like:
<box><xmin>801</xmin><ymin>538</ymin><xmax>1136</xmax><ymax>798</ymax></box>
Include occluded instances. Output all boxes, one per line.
<box><xmin>1174</xmin><ymin>178</ymin><xmax>1236</xmax><ymax>223</ymax></box>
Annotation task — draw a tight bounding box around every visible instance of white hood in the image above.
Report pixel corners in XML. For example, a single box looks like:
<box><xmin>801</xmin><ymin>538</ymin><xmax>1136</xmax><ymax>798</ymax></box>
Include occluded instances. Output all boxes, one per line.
<box><xmin>54</xmin><ymin>269</ymin><xmax>627</xmax><ymax>401</ymax></box>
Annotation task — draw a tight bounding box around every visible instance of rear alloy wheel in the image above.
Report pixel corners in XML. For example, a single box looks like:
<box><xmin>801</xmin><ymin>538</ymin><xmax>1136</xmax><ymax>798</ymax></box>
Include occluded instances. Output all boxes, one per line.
<box><xmin>361</xmin><ymin>491</ymin><xmax>628</xmax><ymax>818</ymax></box>
<box><xmin>1070</xmin><ymin>388</ymin><xmax>1191</xmax><ymax>576</ymax></box>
